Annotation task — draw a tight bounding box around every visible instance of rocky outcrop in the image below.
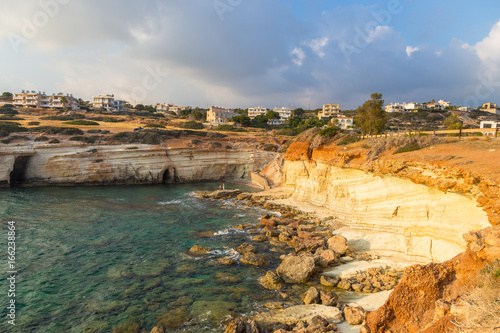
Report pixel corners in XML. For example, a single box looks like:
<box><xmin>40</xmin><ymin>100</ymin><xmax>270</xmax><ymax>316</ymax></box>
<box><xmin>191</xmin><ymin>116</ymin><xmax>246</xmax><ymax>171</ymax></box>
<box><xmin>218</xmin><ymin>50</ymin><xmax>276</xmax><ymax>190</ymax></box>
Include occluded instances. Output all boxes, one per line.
<box><xmin>281</xmin><ymin>142</ymin><xmax>491</xmax><ymax>262</ymax></box>
<box><xmin>276</xmin><ymin>255</ymin><xmax>316</xmax><ymax>283</ymax></box>
<box><xmin>0</xmin><ymin>144</ymin><xmax>276</xmax><ymax>186</ymax></box>
<box><xmin>360</xmin><ymin>226</ymin><xmax>500</xmax><ymax>332</ymax></box>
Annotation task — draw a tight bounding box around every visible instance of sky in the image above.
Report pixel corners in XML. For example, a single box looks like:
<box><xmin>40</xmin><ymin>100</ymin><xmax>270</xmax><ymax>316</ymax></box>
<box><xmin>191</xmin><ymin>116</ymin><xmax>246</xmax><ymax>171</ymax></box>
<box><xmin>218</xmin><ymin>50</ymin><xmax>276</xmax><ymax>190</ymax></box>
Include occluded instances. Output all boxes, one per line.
<box><xmin>1</xmin><ymin>0</ymin><xmax>500</xmax><ymax>110</ymax></box>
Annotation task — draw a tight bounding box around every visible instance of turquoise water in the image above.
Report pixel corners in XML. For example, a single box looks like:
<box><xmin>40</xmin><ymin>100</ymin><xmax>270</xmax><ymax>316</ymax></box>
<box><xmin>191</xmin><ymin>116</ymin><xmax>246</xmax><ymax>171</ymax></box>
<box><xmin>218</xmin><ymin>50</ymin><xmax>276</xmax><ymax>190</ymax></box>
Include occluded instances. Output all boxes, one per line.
<box><xmin>0</xmin><ymin>183</ymin><xmax>284</xmax><ymax>332</ymax></box>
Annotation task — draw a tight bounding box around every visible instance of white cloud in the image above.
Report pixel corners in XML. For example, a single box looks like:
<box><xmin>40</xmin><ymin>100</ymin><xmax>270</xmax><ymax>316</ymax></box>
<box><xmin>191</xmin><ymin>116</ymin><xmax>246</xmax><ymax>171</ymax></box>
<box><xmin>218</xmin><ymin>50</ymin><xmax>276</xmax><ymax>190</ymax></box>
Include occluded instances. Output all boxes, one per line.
<box><xmin>406</xmin><ymin>46</ymin><xmax>420</xmax><ymax>57</ymax></box>
<box><xmin>304</xmin><ymin>37</ymin><xmax>329</xmax><ymax>58</ymax></box>
<box><xmin>291</xmin><ymin>48</ymin><xmax>306</xmax><ymax>66</ymax></box>
<box><xmin>475</xmin><ymin>20</ymin><xmax>500</xmax><ymax>71</ymax></box>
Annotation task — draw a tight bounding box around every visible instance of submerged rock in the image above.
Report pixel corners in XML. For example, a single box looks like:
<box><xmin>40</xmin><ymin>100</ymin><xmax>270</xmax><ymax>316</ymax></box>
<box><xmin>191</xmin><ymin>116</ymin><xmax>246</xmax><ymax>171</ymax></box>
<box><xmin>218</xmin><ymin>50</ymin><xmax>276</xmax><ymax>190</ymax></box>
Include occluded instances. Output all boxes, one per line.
<box><xmin>276</xmin><ymin>255</ymin><xmax>316</xmax><ymax>283</ymax></box>
<box><xmin>157</xmin><ymin>306</ymin><xmax>192</xmax><ymax>329</ymax></box>
<box><xmin>214</xmin><ymin>272</ymin><xmax>242</xmax><ymax>284</ymax></box>
<box><xmin>217</xmin><ymin>257</ymin><xmax>236</xmax><ymax>266</ymax></box>
<box><xmin>189</xmin><ymin>245</ymin><xmax>211</xmax><ymax>255</ymax></box>
<box><xmin>257</xmin><ymin>271</ymin><xmax>284</xmax><ymax>290</ymax></box>
<box><xmin>235</xmin><ymin>243</ymin><xmax>258</xmax><ymax>255</ymax></box>
<box><xmin>240</xmin><ymin>252</ymin><xmax>269</xmax><ymax>267</ymax></box>
<box><xmin>190</xmin><ymin>300</ymin><xmax>236</xmax><ymax>322</ymax></box>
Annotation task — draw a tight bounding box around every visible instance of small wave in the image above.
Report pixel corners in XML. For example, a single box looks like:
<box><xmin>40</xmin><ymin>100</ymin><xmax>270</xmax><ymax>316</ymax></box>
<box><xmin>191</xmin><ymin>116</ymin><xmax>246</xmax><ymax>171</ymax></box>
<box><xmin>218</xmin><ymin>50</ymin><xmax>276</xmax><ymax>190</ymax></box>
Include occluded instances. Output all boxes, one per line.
<box><xmin>209</xmin><ymin>247</ymin><xmax>241</xmax><ymax>259</ymax></box>
<box><xmin>158</xmin><ymin>199</ymin><xmax>183</xmax><ymax>205</ymax></box>
<box><xmin>214</xmin><ymin>228</ymin><xmax>247</xmax><ymax>236</ymax></box>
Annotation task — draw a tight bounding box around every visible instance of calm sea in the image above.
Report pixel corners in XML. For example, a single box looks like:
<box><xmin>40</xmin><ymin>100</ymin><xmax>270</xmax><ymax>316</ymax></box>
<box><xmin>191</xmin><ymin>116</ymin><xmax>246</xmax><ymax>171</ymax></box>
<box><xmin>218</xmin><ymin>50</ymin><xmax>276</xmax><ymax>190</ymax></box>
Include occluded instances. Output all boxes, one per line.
<box><xmin>0</xmin><ymin>183</ymin><xmax>288</xmax><ymax>332</ymax></box>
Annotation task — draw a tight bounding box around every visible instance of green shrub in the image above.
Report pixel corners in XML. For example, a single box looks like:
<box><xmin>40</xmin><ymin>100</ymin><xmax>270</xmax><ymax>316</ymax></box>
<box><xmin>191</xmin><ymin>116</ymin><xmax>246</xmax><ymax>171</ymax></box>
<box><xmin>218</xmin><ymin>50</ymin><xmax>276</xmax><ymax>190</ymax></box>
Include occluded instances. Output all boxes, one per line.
<box><xmin>64</xmin><ymin>120</ymin><xmax>100</xmax><ymax>126</ymax></box>
<box><xmin>34</xmin><ymin>136</ymin><xmax>49</xmax><ymax>142</ymax></box>
<box><xmin>182</xmin><ymin>121</ymin><xmax>204</xmax><ymax>129</ymax></box>
<box><xmin>144</xmin><ymin>123</ymin><xmax>166</xmax><ymax>128</ymax></box>
<box><xmin>0</xmin><ymin>122</ymin><xmax>28</xmax><ymax>137</ymax></box>
<box><xmin>69</xmin><ymin>136</ymin><xmax>97</xmax><ymax>144</ymax></box>
<box><xmin>319</xmin><ymin>126</ymin><xmax>339</xmax><ymax>138</ymax></box>
<box><xmin>30</xmin><ymin>126</ymin><xmax>84</xmax><ymax>135</ymax></box>
<box><xmin>28</xmin><ymin>121</ymin><xmax>40</xmax><ymax>126</ymax></box>
<box><xmin>215</xmin><ymin>125</ymin><xmax>246</xmax><ymax>132</ymax></box>
<box><xmin>0</xmin><ymin>115</ymin><xmax>24</xmax><ymax>120</ymax></box>
<box><xmin>88</xmin><ymin>116</ymin><xmax>125</xmax><ymax>123</ymax></box>
<box><xmin>393</xmin><ymin>143</ymin><xmax>421</xmax><ymax>154</ymax></box>
<box><xmin>337</xmin><ymin>134</ymin><xmax>361</xmax><ymax>145</ymax></box>
<box><xmin>0</xmin><ymin>108</ymin><xmax>18</xmax><ymax>115</ymax></box>
<box><xmin>101</xmin><ymin>130</ymin><xmax>110</xmax><ymax>134</ymax></box>
<box><xmin>41</xmin><ymin>114</ymin><xmax>85</xmax><ymax>121</ymax></box>
<box><xmin>87</xmin><ymin>129</ymin><xmax>102</xmax><ymax>134</ymax></box>
<box><xmin>1</xmin><ymin>135</ymin><xmax>30</xmax><ymax>144</ymax></box>
<box><xmin>48</xmin><ymin>139</ymin><xmax>60</xmax><ymax>144</ymax></box>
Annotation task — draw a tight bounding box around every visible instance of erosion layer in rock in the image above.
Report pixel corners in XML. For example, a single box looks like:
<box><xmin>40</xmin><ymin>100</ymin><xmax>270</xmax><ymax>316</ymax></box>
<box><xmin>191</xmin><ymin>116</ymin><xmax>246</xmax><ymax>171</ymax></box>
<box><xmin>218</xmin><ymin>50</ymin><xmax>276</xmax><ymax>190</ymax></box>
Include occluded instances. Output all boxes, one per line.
<box><xmin>280</xmin><ymin>142</ymin><xmax>491</xmax><ymax>262</ymax></box>
<box><xmin>0</xmin><ymin>144</ymin><xmax>276</xmax><ymax>186</ymax></box>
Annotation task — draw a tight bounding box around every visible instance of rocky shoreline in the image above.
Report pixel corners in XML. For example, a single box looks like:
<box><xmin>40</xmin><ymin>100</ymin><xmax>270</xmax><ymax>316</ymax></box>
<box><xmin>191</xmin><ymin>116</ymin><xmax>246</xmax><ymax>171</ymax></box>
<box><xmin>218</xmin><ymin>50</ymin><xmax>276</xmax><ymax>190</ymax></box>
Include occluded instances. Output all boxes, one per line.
<box><xmin>148</xmin><ymin>189</ymin><xmax>407</xmax><ymax>333</ymax></box>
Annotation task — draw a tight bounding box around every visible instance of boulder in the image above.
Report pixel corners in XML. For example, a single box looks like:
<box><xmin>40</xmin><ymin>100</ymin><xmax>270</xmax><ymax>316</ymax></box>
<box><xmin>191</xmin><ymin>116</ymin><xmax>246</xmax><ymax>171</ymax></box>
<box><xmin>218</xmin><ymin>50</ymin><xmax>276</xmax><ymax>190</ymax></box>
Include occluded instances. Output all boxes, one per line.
<box><xmin>252</xmin><ymin>235</ymin><xmax>267</xmax><ymax>242</ymax></box>
<box><xmin>315</xmin><ymin>248</ymin><xmax>339</xmax><ymax>266</ymax></box>
<box><xmin>258</xmin><ymin>271</ymin><xmax>284</xmax><ymax>290</ymax></box>
<box><xmin>217</xmin><ymin>257</ymin><xmax>236</xmax><ymax>266</ymax></box>
<box><xmin>255</xmin><ymin>304</ymin><xmax>344</xmax><ymax>326</ymax></box>
<box><xmin>303</xmin><ymin>287</ymin><xmax>320</xmax><ymax>305</ymax></box>
<box><xmin>235</xmin><ymin>243</ymin><xmax>258</xmax><ymax>255</ymax></box>
<box><xmin>337</xmin><ymin>279</ymin><xmax>351</xmax><ymax>290</ymax></box>
<box><xmin>189</xmin><ymin>245</ymin><xmax>211</xmax><ymax>255</ymax></box>
<box><xmin>320</xmin><ymin>275</ymin><xmax>340</xmax><ymax>287</ymax></box>
<box><xmin>344</xmin><ymin>306</ymin><xmax>366</xmax><ymax>325</ymax></box>
<box><xmin>288</xmin><ymin>237</ymin><xmax>325</xmax><ymax>253</ymax></box>
<box><xmin>327</xmin><ymin>235</ymin><xmax>349</xmax><ymax>255</ymax></box>
<box><xmin>319</xmin><ymin>289</ymin><xmax>338</xmax><ymax>307</ymax></box>
<box><xmin>276</xmin><ymin>256</ymin><xmax>316</xmax><ymax>283</ymax></box>
<box><xmin>224</xmin><ymin>317</ymin><xmax>262</xmax><ymax>333</ymax></box>
<box><xmin>150</xmin><ymin>327</ymin><xmax>165</xmax><ymax>333</ymax></box>
<box><xmin>240</xmin><ymin>252</ymin><xmax>269</xmax><ymax>267</ymax></box>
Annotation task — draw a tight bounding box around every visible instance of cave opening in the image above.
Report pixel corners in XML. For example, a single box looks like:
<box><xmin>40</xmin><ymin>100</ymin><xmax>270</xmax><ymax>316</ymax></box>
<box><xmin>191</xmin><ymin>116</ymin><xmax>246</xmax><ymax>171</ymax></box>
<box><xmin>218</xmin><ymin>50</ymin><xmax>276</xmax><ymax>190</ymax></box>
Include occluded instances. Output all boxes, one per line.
<box><xmin>9</xmin><ymin>156</ymin><xmax>31</xmax><ymax>187</ymax></box>
<box><xmin>162</xmin><ymin>169</ymin><xmax>170</xmax><ymax>183</ymax></box>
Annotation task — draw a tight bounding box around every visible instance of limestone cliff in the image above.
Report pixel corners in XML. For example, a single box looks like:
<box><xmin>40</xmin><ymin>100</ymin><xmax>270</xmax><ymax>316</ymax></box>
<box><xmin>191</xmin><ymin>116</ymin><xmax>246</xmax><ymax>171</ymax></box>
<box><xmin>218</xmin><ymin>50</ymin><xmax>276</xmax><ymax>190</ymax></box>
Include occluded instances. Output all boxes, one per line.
<box><xmin>0</xmin><ymin>144</ymin><xmax>276</xmax><ymax>186</ymax></box>
<box><xmin>281</xmin><ymin>142</ymin><xmax>491</xmax><ymax>262</ymax></box>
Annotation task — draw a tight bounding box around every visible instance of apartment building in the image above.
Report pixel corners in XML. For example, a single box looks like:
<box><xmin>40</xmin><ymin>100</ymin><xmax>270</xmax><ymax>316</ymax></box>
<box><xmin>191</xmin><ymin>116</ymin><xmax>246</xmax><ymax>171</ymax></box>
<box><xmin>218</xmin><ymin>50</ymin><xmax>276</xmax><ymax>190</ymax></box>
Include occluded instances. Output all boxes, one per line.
<box><xmin>113</xmin><ymin>99</ymin><xmax>128</xmax><ymax>111</ymax></box>
<box><xmin>318</xmin><ymin>104</ymin><xmax>340</xmax><ymax>119</ymax></box>
<box><xmin>92</xmin><ymin>94</ymin><xmax>116</xmax><ymax>111</ymax></box>
<box><xmin>480</xmin><ymin>102</ymin><xmax>500</xmax><ymax>115</ymax></box>
<box><xmin>273</xmin><ymin>107</ymin><xmax>292</xmax><ymax>121</ymax></box>
<box><xmin>207</xmin><ymin>106</ymin><xmax>237</xmax><ymax>126</ymax></box>
<box><xmin>13</xmin><ymin>91</ymin><xmax>78</xmax><ymax>110</ymax></box>
<box><xmin>248</xmin><ymin>107</ymin><xmax>268</xmax><ymax>119</ymax></box>
<box><xmin>335</xmin><ymin>116</ymin><xmax>354</xmax><ymax>129</ymax></box>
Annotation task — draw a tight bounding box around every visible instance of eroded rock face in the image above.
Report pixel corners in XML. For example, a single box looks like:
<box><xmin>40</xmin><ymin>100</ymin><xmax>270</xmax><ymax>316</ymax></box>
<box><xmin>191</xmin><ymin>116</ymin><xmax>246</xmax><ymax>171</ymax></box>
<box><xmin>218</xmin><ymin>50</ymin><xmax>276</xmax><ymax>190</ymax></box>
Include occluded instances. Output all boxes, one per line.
<box><xmin>276</xmin><ymin>256</ymin><xmax>316</xmax><ymax>283</ymax></box>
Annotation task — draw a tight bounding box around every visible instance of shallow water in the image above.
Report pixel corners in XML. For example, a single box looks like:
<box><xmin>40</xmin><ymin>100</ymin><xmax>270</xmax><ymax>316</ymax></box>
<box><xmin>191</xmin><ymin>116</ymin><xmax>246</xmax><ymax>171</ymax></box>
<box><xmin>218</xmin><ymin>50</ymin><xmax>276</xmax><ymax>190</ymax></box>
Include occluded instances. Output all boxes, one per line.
<box><xmin>0</xmin><ymin>183</ymin><xmax>286</xmax><ymax>332</ymax></box>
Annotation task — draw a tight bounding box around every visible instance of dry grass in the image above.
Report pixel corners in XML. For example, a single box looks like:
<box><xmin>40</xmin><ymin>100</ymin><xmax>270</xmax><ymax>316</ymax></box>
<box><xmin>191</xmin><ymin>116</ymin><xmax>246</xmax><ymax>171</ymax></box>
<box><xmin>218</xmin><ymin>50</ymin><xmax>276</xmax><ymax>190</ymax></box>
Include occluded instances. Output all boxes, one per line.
<box><xmin>365</xmin><ymin>135</ymin><xmax>444</xmax><ymax>160</ymax></box>
<box><xmin>452</xmin><ymin>260</ymin><xmax>500</xmax><ymax>332</ymax></box>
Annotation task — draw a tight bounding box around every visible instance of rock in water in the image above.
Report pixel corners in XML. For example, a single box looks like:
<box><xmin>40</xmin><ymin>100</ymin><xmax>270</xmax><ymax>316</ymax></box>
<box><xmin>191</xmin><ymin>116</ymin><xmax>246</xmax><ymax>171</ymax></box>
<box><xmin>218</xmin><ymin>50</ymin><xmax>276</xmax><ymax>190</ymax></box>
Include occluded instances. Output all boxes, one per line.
<box><xmin>327</xmin><ymin>235</ymin><xmax>349</xmax><ymax>255</ymax></box>
<box><xmin>276</xmin><ymin>256</ymin><xmax>316</xmax><ymax>283</ymax></box>
<box><xmin>303</xmin><ymin>287</ymin><xmax>320</xmax><ymax>305</ymax></box>
<box><xmin>344</xmin><ymin>306</ymin><xmax>366</xmax><ymax>325</ymax></box>
<box><xmin>240</xmin><ymin>253</ymin><xmax>269</xmax><ymax>267</ymax></box>
<box><xmin>224</xmin><ymin>317</ymin><xmax>262</xmax><ymax>333</ymax></box>
<box><xmin>157</xmin><ymin>306</ymin><xmax>192</xmax><ymax>329</ymax></box>
<box><xmin>320</xmin><ymin>289</ymin><xmax>338</xmax><ymax>307</ymax></box>
<box><xmin>150</xmin><ymin>327</ymin><xmax>165</xmax><ymax>333</ymax></box>
<box><xmin>189</xmin><ymin>245</ymin><xmax>211</xmax><ymax>255</ymax></box>
<box><xmin>257</xmin><ymin>271</ymin><xmax>284</xmax><ymax>290</ymax></box>
<box><xmin>235</xmin><ymin>243</ymin><xmax>258</xmax><ymax>255</ymax></box>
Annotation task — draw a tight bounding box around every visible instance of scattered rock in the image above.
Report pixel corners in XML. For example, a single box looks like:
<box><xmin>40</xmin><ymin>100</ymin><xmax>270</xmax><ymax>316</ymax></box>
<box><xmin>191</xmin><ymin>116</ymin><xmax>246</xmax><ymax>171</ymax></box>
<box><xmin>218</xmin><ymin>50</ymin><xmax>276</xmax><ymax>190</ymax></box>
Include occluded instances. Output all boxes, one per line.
<box><xmin>169</xmin><ymin>296</ymin><xmax>194</xmax><ymax>308</ymax></box>
<box><xmin>224</xmin><ymin>317</ymin><xmax>262</xmax><ymax>333</ymax></box>
<box><xmin>190</xmin><ymin>301</ymin><xmax>236</xmax><ymax>322</ymax></box>
<box><xmin>344</xmin><ymin>306</ymin><xmax>366</xmax><ymax>325</ymax></box>
<box><xmin>337</xmin><ymin>279</ymin><xmax>351</xmax><ymax>290</ymax></box>
<box><xmin>189</xmin><ymin>245</ymin><xmax>211</xmax><ymax>255</ymax></box>
<box><xmin>214</xmin><ymin>272</ymin><xmax>242</xmax><ymax>284</ymax></box>
<box><xmin>157</xmin><ymin>306</ymin><xmax>192</xmax><ymax>329</ymax></box>
<box><xmin>111</xmin><ymin>321</ymin><xmax>140</xmax><ymax>333</ymax></box>
<box><xmin>276</xmin><ymin>256</ymin><xmax>316</xmax><ymax>283</ymax></box>
<box><xmin>327</xmin><ymin>235</ymin><xmax>349</xmax><ymax>255</ymax></box>
<box><xmin>319</xmin><ymin>289</ymin><xmax>338</xmax><ymax>307</ymax></box>
<box><xmin>258</xmin><ymin>271</ymin><xmax>284</xmax><ymax>290</ymax></box>
<box><xmin>320</xmin><ymin>275</ymin><xmax>340</xmax><ymax>287</ymax></box>
<box><xmin>240</xmin><ymin>252</ymin><xmax>269</xmax><ymax>267</ymax></box>
<box><xmin>303</xmin><ymin>287</ymin><xmax>320</xmax><ymax>305</ymax></box>
<box><xmin>235</xmin><ymin>243</ymin><xmax>258</xmax><ymax>255</ymax></box>
<box><xmin>252</xmin><ymin>235</ymin><xmax>267</xmax><ymax>242</ymax></box>
<box><xmin>217</xmin><ymin>257</ymin><xmax>236</xmax><ymax>266</ymax></box>
<box><xmin>255</xmin><ymin>304</ymin><xmax>344</xmax><ymax>326</ymax></box>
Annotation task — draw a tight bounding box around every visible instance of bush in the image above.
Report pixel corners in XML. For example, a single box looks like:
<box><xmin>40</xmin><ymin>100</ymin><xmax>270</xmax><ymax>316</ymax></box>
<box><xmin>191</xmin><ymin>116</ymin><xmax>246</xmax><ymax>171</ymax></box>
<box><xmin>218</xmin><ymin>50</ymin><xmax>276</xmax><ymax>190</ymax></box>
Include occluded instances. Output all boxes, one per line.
<box><xmin>209</xmin><ymin>142</ymin><xmax>222</xmax><ymax>148</ymax></box>
<box><xmin>28</xmin><ymin>121</ymin><xmax>40</xmax><ymax>126</ymax></box>
<box><xmin>0</xmin><ymin>115</ymin><xmax>24</xmax><ymax>120</ymax></box>
<box><xmin>182</xmin><ymin>121</ymin><xmax>204</xmax><ymax>129</ymax></box>
<box><xmin>337</xmin><ymin>134</ymin><xmax>361</xmax><ymax>146</ymax></box>
<box><xmin>319</xmin><ymin>126</ymin><xmax>339</xmax><ymax>138</ymax></box>
<box><xmin>1</xmin><ymin>135</ymin><xmax>30</xmax><ymax>144</ymax></box>
<box><xmin>34</xmin><ymin>136</ymin><xmax>49</xmax><ymax>142</ymax></box>
<box><xmin>215</xmin><ymin>125</ymin><xmax>246</xmax><ymax>132</ymax></box>
<box><xmin>144</xmin><ymin>123</ymin><xmax>166</xmax><ymax>128</ymax></box>
<box><xmin>101</xmin><ymin>130</ymin><xmax>110</xmax><ymax>134</ymax></box>
<box><xmin>260</xmin><ymin>143</ymin><xmax>278</xmax><ymax>152</ymax></box>
<box><xmin>41</xmin><ymin>114</ymin><xmax>85</xmax><ymax>121</ymax></box>
<box><xmin>0</xmin><ymin>122</ymin><xmax>27</xmax><ymax>137</ymax></box>
<box><xmin>30</xmin><ymin>126</ymin><xmax>84</xmax><ymax>135</ymax></box>
<box><xmin>48</xmin><ymin>139</ymin><xmax>60</xmax><ymax>144</ymax></box>
<box><xmin>393</xmin><ymin>143</ymin><xmax>421</xmax><ymax>154</ymax></box>
<box><xmin>0</xmin><ymin>108</ymin><xmax>18</xmax><ymax>115</ymax></box>
<box><xmin>64</xmin><ymin>120</ymin><xmax>100</xmax><ymax>126</ymax></box>
<box><xmin>88</xmin><ymin>116</ymin><xmax>125</xmax><ymax>123</ymax></box>
<box><xmin>69</xmin><ymin>136</ymin><xmax>97</xmax><ymax>144</ymax></box>
<box><xmin>87</xmin><ymin>129</ymin><xmax>102</xmax><ymax>134</ymax></box>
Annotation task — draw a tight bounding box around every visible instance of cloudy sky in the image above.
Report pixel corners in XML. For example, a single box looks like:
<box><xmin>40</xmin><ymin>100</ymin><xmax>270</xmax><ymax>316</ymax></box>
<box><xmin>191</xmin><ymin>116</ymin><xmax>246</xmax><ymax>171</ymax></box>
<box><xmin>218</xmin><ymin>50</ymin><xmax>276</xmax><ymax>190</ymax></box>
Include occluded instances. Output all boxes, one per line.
<box><xmin>1</xmin><ymin>0</ymin><xmax>500</xmax><ymax>109</ymax></box>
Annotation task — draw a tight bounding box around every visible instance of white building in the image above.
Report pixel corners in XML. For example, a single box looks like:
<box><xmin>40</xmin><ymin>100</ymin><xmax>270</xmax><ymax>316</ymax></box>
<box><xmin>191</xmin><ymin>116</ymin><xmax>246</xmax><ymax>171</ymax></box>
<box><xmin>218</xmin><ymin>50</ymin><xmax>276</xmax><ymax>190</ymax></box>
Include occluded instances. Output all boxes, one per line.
<box><xmin>207</xmin><ymin>106</ymin><xmax>237</xmax><ymax>126</ymax></box>
<box><xmin>248</xmin><ymin>107</ymin><xmax>268</xmax><ymax>119</ymax></box>
<box><xmin>480</xmin><ymin>120</ymin><xmax>500</xmax><ymax>135</ymax></box>
<box><xmin>156</xmin><ymin>103</ymin><xmax>172</xmax><ymax>113</ymax></box>
<box><xmin>318</xmin><ymin>104</ymin><xmax>340</xmax><ymax>119</ymax></box>
<box><xmin>438</xmin><ymin>100</ymin><xmax>450</xmax><ymax>108</ymax></box>
<box><xmin>385</xmin><ymin>103</ymin><xmax>406</xmax><ymax>113</ymax></box>
<box><xmin>335</xmin><ymin>116</ymin><xmax>354</xmax><ymax>129</ymax></box>
<box><xmin>267</xmin><ymin>118</ymin><xmax>284</xmax><ymax>126</ymax></box>
<box><xmin>404</xmin><ymin>102</ymin><xmax>422</xmax><ymax>111</ymax></box>
<box><xmin>273</xmin><ymin>107</ymin><xmax>292</xmax><ymax>121</ymax></box>
<box><xmin>458</xmin><ymin>106</ymin><xmax>473</xmax><ymax>112</ymax></box>
<box><xmin>13</xmin><ymin>91</ymin><xmax>79</xmax><ymax>110</ymax></box>
<box><xmin>480</xmin><ymin>103</ymin><xmax>500</xmax><ymax>115</ymax></box>
<box><xmin>113</xmin><ymin>99</ymin><xmax>128</xmax><ymax>111</ymax></box>
<box><xmin>92</xmin><ymin>94</ymin><xmax>115</xmax><ymax>111</ymax></box>
<box><xmin>426</xmin><ymin>103</ymin><xmax>444</xmax><ymax>110</ymax></box>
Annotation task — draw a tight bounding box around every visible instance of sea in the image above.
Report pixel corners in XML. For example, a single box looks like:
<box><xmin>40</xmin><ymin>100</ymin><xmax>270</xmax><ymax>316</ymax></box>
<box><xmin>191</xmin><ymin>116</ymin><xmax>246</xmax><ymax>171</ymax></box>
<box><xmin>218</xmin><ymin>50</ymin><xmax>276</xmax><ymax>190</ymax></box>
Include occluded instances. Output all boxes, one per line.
<box><xmin>0</xmin><ymin>182</ymin><xmax>301</xmax><ymax>333</ymax></box>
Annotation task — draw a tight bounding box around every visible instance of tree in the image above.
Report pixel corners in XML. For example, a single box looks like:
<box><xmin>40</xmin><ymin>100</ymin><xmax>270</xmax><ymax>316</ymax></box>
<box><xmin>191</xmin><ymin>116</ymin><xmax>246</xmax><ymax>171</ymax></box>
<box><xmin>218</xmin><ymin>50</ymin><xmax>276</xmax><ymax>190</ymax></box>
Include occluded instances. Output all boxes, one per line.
<box><xmin>444</xmin><ymin>114</ymin><xmax>463</xmax><ymax>130</ymax></box>
<box><xmin>1</xmin><ymin>92</ymin><xmax>13</xmax><ymax>101</ymax></box>
<box><xmin>293</xmin><ymin>108</ymin><xmax>305</xmax><ymax>116</ymax></box>
<box><xmin>135</xmin><ymin>104</ymin><xmax>145</xmax><ymax>111</ymax></box>
<box><xmin>265</xmin><ymin>111</ymin><xmax>280</xmax><ymax>120</ymax></box>
<box><xmin>355</xmin><ymin>93</ymin><xmax>387</xmax><ymax>136</ymax></box>
<box><xmin>232</xmin><ymin>115</ymin><xmax>251</xmax><ymax>126</ymax></box>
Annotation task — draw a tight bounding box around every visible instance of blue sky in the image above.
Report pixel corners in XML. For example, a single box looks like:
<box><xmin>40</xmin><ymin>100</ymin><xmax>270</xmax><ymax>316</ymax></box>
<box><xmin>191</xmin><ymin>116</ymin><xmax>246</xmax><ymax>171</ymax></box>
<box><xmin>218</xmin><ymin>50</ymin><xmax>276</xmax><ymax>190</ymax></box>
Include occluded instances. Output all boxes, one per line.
<box><xmin>1</xmin><ymin>0</ymin><xmax>500</xmax><ymax>109</ymax></box>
